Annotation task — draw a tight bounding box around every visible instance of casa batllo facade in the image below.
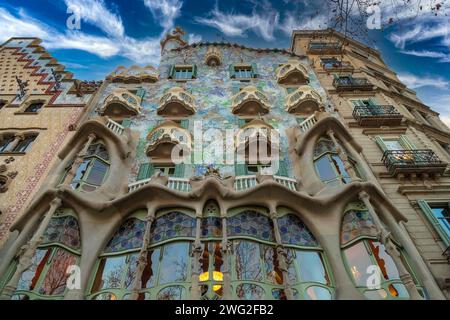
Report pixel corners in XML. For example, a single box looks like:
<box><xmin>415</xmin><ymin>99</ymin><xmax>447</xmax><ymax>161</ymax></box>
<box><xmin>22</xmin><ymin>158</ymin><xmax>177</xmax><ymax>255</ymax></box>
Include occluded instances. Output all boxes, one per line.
<box><xmin>0</xmin><ymin>29</ymin><xmax>448</xmax><ymax>300</ymax></box>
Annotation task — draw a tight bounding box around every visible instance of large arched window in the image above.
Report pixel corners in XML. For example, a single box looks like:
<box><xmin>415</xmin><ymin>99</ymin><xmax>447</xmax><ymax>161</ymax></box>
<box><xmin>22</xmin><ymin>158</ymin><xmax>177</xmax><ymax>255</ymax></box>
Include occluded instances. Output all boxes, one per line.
<box><xmin>340</xmin><ymin>202</ymin><xmax>426</xmax><ymax>300</ymax></box>
<box><xmin>89</xmin><ymin>209</ymin><xmax>195</xmax><ymax>300</ymax></box>
<box><xmin>313</xmin><ymin>138</ymin><xmax>359</xmax><ymax>187</ymax></box>
<box><xmin>277</xmin><ymin>208</ymin><xmax>333</xmax><ymax>300</ymax></box>
<box><xmin>63</xmin><ymin>140</ymin><xmax>110</xmax><ymax>192</ymax></box>
<box><xmin>0</xmin><ymin>208</ymin><xmax>81</xmax><ymax>300</ymax></box>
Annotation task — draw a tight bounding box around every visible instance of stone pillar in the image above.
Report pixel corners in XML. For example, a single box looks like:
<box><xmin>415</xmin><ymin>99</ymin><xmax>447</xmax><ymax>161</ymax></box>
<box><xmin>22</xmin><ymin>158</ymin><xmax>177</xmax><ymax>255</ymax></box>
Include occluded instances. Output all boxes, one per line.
<box><xmin>0</xmin><ymin>197</ymin><xmax>62</xmax><ymax>300</ymax></box>
<box><xmin>269</xmin><ymin>209</ymin><xmax>294</xmax><ymax>300</ymax></box>
<box><xmin>221</xmin><ymin>210</ymin><xmax>232</xmax><ymax>300</ymax></box>
<box><xmin>189</xmin><ymin>210</ymin><xmax>203</xmax><ymax>300</ymax></box>
<box><xmin>327</xmin><ymin>130</ymin><xmax>359</xmax><ymax>181</ymax></box>
<box><xmin>61</xmin><ymin>133</ymin><xmax>96</xmax><ymax>186</ymax></box>
<box><xmin>359</xmin><ymin>191</ymin><xmax>423</xmax><ymax>300</ymax></box>
<box><xmin>5</xmin><ymin>133</ymin><xmax>24</xmax><ymax>152</ymax></box>
<box><xmin>129</xmin><ymin>204</ymin><xmax>156</xmax><ymax>300</ymax></box>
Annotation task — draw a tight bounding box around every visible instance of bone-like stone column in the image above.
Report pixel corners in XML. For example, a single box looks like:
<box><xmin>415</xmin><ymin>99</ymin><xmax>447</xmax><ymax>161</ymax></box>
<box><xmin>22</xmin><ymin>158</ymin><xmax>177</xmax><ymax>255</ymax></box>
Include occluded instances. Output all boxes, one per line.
<box><xmin>268</xmin><ymin>208</ymin><xmax>294</xmax><ymax>300</ymax></box>
<box><xmin>129</xmin><ymin>203</ymin><xmax>156</xmax><ymax>300</ymax></box>
<box><xmin>327</xmin><ymin>130</ymin><xmax>359</xmax><ymax>181</ymax></box>
<box><xmin>221</xmin><ymin>209</ymin><xmax>232</xmax><ymax>300</ymax></box>
<box><xmin>0</xmin><ymin>197</ymin><xmax>62</xmax><ymax>300</ymax></box>
<box><xmin>189</xmin><ymin>209</ymin><xmax>203</xmax><ymax>300</ymax></box>
<box><xmin>61</xmin><ymin>133</ymin><xmax>97</xmax><ymax>186</ymax></box>
<box><xmin>359</xmin><ymin>191</ymin><xmax>423</xmax><ymax>300</ymax></box>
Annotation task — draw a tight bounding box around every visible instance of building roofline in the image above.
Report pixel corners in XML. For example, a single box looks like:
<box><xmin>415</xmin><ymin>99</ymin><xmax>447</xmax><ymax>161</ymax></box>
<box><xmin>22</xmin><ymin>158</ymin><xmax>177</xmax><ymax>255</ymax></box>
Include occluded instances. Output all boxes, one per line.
<box><xmin>290</xmin><ymin>28</ymin><xmax>381</xmax><ymax>57</ymax></box>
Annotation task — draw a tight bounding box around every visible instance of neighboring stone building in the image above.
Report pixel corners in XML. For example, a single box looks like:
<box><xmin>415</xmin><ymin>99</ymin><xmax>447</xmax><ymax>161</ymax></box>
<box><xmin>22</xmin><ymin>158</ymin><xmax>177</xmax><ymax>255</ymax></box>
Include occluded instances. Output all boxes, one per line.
<box><xmin>0</xmin><ymin>29</ymin><xmax>448</xmax><ymax>300</ymax></box>
<box><xmin>291</xmin><ymin>28</ymin><xmax>450</xmax><ymax>299</ymax></box>
<box><xmin>0</xmin><ymin>38</ymin><xmax>102</xmax><ymax>249</ymax></box>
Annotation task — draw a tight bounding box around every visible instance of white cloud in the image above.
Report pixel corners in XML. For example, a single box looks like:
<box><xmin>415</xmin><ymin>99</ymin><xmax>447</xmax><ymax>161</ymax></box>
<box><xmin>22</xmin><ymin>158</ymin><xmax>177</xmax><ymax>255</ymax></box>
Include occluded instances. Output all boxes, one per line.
<box><xmin>143</xmin><ymin>0</ymin><xmax>183</xmax><ymax>33</ymax></box>
<box><xmin>188</xmin><ymin>33</ymin><xmax>202</xmax><ymax>44</ymax></box>
<box><xmin>64</xmin><ymin>0</ymin><xmax>124</xmax><ymax>38</ymax></box>
<box><xmin>195</xmin><ymin>6</ymin><xmax>279</xmax><ymax>41</ymax></box>
<box><xmin>279</xmin><ymin>12</ymin><xmax>328</xmax><ymax>35</ymax></box>
<box><xmin>399</xmin><ymin>49</ymin><xmax>450</xmax><ymax>62</ymax></box>
<box><xmin>398</xmin><ymin>73</ymin><xmax>450</xmax><ymax>89</ymax></box>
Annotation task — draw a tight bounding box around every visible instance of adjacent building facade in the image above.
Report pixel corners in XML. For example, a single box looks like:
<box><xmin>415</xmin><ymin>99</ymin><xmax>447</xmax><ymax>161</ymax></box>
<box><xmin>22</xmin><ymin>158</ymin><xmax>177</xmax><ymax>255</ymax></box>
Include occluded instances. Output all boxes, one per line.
<box><xmin>0</xmin><ymin>29</ymin><xmax>448</xmax><ymax>300</ymax></box>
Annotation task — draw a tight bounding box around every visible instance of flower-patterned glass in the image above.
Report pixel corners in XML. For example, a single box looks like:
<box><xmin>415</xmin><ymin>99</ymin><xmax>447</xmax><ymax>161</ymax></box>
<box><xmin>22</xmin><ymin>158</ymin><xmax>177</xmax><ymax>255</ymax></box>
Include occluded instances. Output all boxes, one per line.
<box><xmin>341</xmin><ymin>210</ymin><xmax>378</xmax><ymax>245</ymax></box>
<box><xmin>150</xmin><ymin>212</ymin><xmax>196</xmax><ymax>244</ymax></box>
<box><xmin>104</xmin><ymin>218</ymin><xmax>146</xmax><ymax>253</ymax></box>
<box><xmin>42</xmin><ymin>215</ymin><xmax>81</xmax><ymax>251</ymax></box>
<box><xmin>201</xmin><ymin>217</ymin><xmax>222</xmax><ymax>238</ymax></box>
<box><xmin>314</xmin><ymin>139</ymin><xmax>337</xmax><ymax>158</ymax></box>
<box><xmin>277</xmin><ymin>214</ymin><xmax>319</xmax><ymax>247</ymax></box>
<box><xmin>227</xmin><ymin>211</ymin><xmax>275</xmax><ymax>242</ymax></box>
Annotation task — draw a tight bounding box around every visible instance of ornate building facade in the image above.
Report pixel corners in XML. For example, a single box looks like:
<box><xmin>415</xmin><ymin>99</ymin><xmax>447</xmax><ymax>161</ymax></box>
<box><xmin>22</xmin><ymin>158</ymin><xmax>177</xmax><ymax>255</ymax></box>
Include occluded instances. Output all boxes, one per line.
<box><xmin>0</xmin><ymin>29</ymin><xmax>448</xmax><ymax>300</ymax></box>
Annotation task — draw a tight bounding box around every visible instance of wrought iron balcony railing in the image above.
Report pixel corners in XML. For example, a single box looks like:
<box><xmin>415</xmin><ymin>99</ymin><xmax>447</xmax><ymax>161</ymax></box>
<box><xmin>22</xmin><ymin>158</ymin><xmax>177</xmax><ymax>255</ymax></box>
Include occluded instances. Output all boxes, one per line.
<box><xmin>382</xmin><ymin>149</ymin><xmax>447</xmax><ymax>177</ymax></box>
<box><xmin>353</xmin><ymin>105</ymin><xmax>403</xmax><ymax>126</ymax></box>
<box><xmin>333</xmin><ymin>77</ymin><xmax>374</xmax><ymax>91</ymax></box>
<box><xmin>322</xmin><ymin>61</ymin><xmax>353</xmax><ymax>71</ymax></box>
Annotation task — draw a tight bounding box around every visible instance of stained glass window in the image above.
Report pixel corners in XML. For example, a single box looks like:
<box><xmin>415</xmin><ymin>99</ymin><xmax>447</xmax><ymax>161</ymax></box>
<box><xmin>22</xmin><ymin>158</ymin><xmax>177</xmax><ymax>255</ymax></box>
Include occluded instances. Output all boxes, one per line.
<box><xmin>42</xmin><ymin>215</ymin><xmax>81</xmax><ymax>250</ymax></box>
<box><xmin>227</xmin><ymin>211</ymin><xmax>275</xmax><ymax>242</ymax></box>
<box><xmin>236</xmin><ymin>283</ymin><xmax>265</xmax><ymax>300</ymax></box>
<box><xmin>277</xmin><ymin>214</ymin><xmax>319</xmax><ymax>247</ymax></box>
<box><xmin>159</xmin><ymin>242</ymin><xmax>190</xmax><ymax>285</ymax></box>
<box><xmin>234</xmin><ymin>241</ymin><xmax>262</xmax><ymax>281</ymax></box>
<box><xmin>104</xmin><ymin>218</ymin><xmax>146</xmax><ymax>253</ymax></box>
<box><xmin>151</xmin><ymin>212</ymin><xmax>196</xmax><ymax>244</ymax></box>
<box><xmin>314</xmin><ymin>138</ymin><xmax>337</xmax><ymax>158</ymax></box>
<box><xmin>157</xmin><ymin>286</ymin><xmax>185</xmax><ymax>300</ymax></box>
<box><xmin>341</xmin><ymin>209</ymin><xmax>378</xmax><ymax>245</ymax></box>
<box><xmin>201</xmin><ymin>217</ymin><xmax>222</xmax><ymax>238</ymax></box>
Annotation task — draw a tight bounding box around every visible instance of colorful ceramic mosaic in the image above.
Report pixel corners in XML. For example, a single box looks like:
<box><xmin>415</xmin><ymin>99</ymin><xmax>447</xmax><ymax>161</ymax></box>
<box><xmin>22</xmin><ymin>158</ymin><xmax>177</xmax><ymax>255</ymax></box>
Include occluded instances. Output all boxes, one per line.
<box><xmin>42</xmin><ymin>215</ymin><xmax>81</xmax><ymax>250</ymax></box>
<box><xmin>104</xmin><ymin>218</ymin><xmax>146</xmax><ymax>253</ymax></box>
<box><xmin>150</xmin><ymin>212</ymin><xmax>196</xmax><ymax>244</ymax></box>
<box><xmin>227</xmin><ymin>211</ymin><xmax>275</xmax><ymax>242</ymax></box>
<box><xmin>201</xmin><ymin>217</ymin><xmax>222</xmax><ymax>238</ymax></box>
<box><xmin>341</xmin><ymin>210</ymin><xmax>379</xmax><ymax>245</ymax></box>
<box><xmin>277</xmin><ymin>214</ymin><xmax>319</xmax><ymax>247</ymax></box>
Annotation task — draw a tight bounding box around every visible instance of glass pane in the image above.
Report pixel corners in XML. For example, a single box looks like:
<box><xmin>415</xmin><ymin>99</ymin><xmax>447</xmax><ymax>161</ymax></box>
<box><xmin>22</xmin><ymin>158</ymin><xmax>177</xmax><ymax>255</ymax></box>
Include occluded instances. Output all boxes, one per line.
<box><xmin>277</xmin><ymin>214</ymin><xmax>318</xmax><ymax>247</ymax></box>
<box><xmin>93</xmin><ymin>292</ymin><xmax>117</xmax><ymax>300</ymax></box>
<box><xmin>262</xmin><ymin>245</ymin><xmax>283</xmax><ymax>285</ymax></box>
<box><xmin>343</xmin><ymin>242</ymin><xmax>373</xmax><ymax>286</ymax></box>
<box><xmin>341</xmin><ymin>209</ymin><xmax>378</xmax><ymax>245</ymax></box>
<box><xmin>296</xmin><ymin>251</ymin><xmax>329</xmax><ymax>285</ymax></box>
<box><xmin>272</xmin><ymin>288</ymin><xmax>287</xmax><ymax>300</ymax></box>
<box><xmin>368</xmin><ymin>241</ymin><xmax>400</xmax><ymax>281</ymax></box>
<box><xmin>235</xmin><ymin>241</ymin><xmax>262</xmax><ymax>281</ymax></box>
<box><xmin>388</xmin><ymin>283</ymin><xmax>409</xmax><ymax>298</ymax></box>
<box><xmin>201</xmin><ymin>217</ymin><xmax>222</xmax><ymax>238</ymax></box>
<box><xmin>305</xmin><ymin>286</ymin><xmax>332</xmax><ymax>300</ymax></box>
<box><xmin>159</xmin><ymin>242</ymin><xmax>189</xmax><ymax>285</ymax></box>
<box><xmin>72</xmin><ymin>159</ymin><xmax>90</xmax><ymax>184</ymax></box>
<box><xmin>285</xmin><ymin>249</ymin><xmax>298</xmax><ymax>284</ymax></box>
<box><xmin>236</xmin><ymin>284</ymin><xmax>265</xmax><ymax>300</ymax></box>
<box><xmin>157</xmin><ymin>286</ymin><xmax>185</xmax><ymax>300</ymax></box>
<box><xmin>315</xmin><ymin>156</ymin><xmax>337</xmax><ymax>182</ymax></box>
<box><xmin>431</xmin><ymin>207</ymin><xmax>450</xmax><ymax>235</ymax></box>
<box><xmin>10</xmin><ymin>294</ymin><xmax>30</xmax><ymax>301</ymax></box>
<box><xmin>104</xmin><ymin>218</ymin><xmax>146</xmax><ymax>253</ymax></box>
<box><xmin>94</xmin><ymin>256</ymin><xmax>127</xmax><ymax>291</ymax></box>
<box><xmin>331</xmin><ymin>155</ymin><xmax>350</xmax><ymax>183</ymax></box>
<box><xmin>384</xmin><ymin>140</ymin><xmax>403</xmax><ymax>151</ymax></box>
<box><xmin>151</xmin><ymin>212</ymin><xmax>196</xmax><ymax>244</ymax></box>
<box><xmin>85</xmin><ymin>159</ymin><xmax>108</xmax><ymax>186</ymax></box>
<box><xmin>39</xmin><ymin>249</ymin><xmax>78</xmax><ymax>296</ymax></box>
<box><xmin>17</xmin><ymin>249</ymin><xmax>51</xmax><ymax>291</ymax></box>
<box><xmin>42</xmin><ymin>215</ymin><xmax>81</xmax><ymax>250</ymax></box>
<box><xmin>227</xmin><ymin>211</ymin><xmax>275</xmax><ymax>242</ymax></box>
<box><xmin>124</xmin><ymin>253</ymin><xmax>139</xmax><ymax>289</ymax></box>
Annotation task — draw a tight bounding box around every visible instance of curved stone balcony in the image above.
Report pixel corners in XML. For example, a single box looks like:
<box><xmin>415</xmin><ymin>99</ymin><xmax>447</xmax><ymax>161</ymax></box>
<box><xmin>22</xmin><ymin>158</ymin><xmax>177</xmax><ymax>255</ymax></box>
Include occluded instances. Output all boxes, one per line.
<box><xmin>205</xmin><ymin>46</ymin><xmax>222</xmax><ymax>66</ymax></box>
<box><xmin>236</xmin><ymin>119</ymin><xmax>279</xmax><ymax>156</ymax></box>
<box><xmin>231</xmin><ymin>86</ymin><xmax>270</xmax><ymax>116</ymax></box>
<box><xmin>99</xmin><ymin>88</ymin><xmax>142</xmax><ymax>118</ymax></box>
<box><xmin>107</xmin><ymin>65</ymin><xmax>159</xmax><ymax>83</ymax></box>
<box><xmin>146</xmin><ymin>121</ymin><xmax>192</xmax><ymax>160</ymax></box>
<box><xmin>158</xmin><ymin>87</ymin><xmax>196</xmax><ymax>117</ymax></box>
<box><xmin>276</xmin><ymin>60</ymin><xmax>309</xmax><ymax>85</ymax></box>
<box><xmin>286</xmin><ymin>85</ymin><xmax>324</xmax><ymax>115</ymax></box>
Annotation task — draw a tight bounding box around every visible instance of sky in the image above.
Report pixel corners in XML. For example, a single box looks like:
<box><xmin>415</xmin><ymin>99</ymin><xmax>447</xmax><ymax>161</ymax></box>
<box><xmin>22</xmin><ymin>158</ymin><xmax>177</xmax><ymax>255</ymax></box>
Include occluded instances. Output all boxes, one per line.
<box><xmin>0</xmin><ymin>0</ymin><xmax>449</xmax><ymax>123</ymax></box>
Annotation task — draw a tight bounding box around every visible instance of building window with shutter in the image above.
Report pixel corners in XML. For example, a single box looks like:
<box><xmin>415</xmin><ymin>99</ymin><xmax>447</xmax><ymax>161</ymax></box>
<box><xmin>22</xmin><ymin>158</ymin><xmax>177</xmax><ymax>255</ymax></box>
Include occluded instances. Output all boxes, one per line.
<box><xmin>230</xmin><ymin>64</ymin><xmax>258</xmax><ymax>80</ymax></box>
<box><xmin>417</xmin><ymin>201</ymin><xmax>450</xmax><ymax>252</ymax></box>
<box><xmin>169</xmin><ymin>65</ymin><xmax>197</xmax><ymax>80</ymax></box>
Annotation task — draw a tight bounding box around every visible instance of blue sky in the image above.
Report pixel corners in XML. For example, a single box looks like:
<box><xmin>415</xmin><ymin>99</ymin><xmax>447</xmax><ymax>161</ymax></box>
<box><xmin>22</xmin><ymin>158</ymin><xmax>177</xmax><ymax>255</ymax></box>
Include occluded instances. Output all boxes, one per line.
<box><xmin>0</xmin><ymin>0</ymin><xmax>449</xmax><ymax>123</ymax></box>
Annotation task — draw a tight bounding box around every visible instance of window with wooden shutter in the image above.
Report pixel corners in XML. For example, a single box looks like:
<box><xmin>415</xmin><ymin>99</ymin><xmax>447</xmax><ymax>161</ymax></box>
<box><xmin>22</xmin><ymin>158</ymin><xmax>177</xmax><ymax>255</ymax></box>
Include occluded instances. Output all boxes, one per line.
<box><xmin>137</xmin><ymin>163</ymin><xmax>154</xmax><ymax>181</ymax></box>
